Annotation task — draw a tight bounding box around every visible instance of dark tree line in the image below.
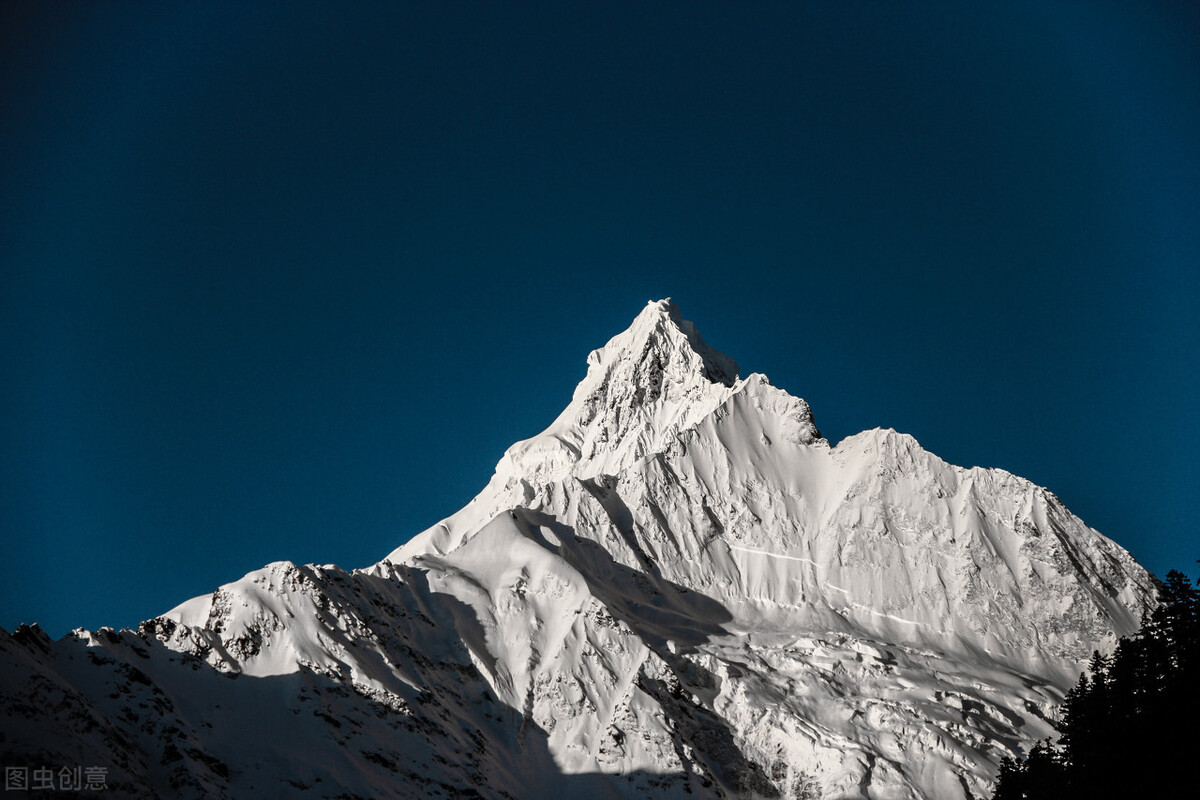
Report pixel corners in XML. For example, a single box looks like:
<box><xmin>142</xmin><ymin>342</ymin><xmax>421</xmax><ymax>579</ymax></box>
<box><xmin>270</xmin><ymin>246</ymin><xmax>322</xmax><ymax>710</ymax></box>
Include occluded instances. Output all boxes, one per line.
<box><xmin>993</xmin><ymin>567</ymin><xmax>1199</xmax><ymax>799</ymax></box>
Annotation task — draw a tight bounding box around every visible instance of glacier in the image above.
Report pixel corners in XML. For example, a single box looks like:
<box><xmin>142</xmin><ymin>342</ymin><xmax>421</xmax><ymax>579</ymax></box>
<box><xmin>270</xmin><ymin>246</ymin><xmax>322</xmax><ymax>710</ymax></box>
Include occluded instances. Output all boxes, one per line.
<box><xmin>0</xmin><ymin>299</ymin><xmax>1157</xmax><ymax>799</ymax></box>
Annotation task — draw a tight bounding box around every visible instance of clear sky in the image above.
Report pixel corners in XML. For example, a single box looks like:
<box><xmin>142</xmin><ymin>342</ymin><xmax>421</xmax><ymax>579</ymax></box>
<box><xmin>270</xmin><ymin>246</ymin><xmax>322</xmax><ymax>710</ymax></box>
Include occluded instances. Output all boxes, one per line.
<box><xmin>2</xmin><ymin>2</ymin><xmax>1198</xmax><ymax>638</ymax></box>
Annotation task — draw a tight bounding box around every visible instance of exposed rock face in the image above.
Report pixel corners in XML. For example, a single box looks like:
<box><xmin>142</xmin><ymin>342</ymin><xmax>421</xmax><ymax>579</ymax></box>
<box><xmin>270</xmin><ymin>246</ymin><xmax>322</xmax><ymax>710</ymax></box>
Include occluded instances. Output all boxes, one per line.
<box><xmin>1</xmin><ymin>300</ymin><xmax>1156</xmax><ymax>799</ymax></box>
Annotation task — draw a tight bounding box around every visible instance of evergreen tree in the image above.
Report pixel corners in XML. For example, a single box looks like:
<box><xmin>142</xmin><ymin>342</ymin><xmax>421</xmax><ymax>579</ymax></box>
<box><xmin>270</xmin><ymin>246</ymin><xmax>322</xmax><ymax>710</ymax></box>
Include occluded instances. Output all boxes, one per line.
<box><xmin>991</xmin><ymin>565</ymin><xmax>1198</xmax><ymax>799</ymax></box>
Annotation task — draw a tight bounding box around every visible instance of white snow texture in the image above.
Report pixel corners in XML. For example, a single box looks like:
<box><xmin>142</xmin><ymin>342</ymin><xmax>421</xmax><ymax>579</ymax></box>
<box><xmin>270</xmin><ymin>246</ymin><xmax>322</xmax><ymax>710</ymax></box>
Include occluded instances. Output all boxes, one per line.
<box><xmin>1</xmin><ymin>300</ymin><xmax>1157</xmax><ymax>799</ymax></box>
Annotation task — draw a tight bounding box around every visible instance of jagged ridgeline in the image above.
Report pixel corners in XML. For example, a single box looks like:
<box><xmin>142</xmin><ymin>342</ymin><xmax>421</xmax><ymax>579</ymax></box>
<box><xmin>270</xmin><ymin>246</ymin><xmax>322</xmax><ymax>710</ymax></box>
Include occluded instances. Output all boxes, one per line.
<box><xmin>1</xmin><ymin>300</ymin><xmax>1157</xmax><ymax>799</ymax></box>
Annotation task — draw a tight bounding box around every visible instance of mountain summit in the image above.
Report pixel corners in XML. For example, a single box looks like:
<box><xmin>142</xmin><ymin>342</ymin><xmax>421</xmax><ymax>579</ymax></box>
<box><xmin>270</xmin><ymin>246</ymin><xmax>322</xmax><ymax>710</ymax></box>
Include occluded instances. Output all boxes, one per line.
<box><xmin>1</xmin><ymin>301</ymin><xmax>1156</xmax><ymax>799</ymax></box>
<box><xmin>497</xmin><ymin>298</ymin><xmax>747</xmax><ymax>484</ymax></box>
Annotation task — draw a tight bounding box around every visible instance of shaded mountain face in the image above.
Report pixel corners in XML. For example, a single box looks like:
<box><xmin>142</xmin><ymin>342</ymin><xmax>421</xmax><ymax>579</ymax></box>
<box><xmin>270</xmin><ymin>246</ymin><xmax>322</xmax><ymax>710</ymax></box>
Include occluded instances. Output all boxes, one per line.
<box><xmin>1</xmin><ymin>300</ymin><xmax>1156</xmax><ymax>799</ymax></box>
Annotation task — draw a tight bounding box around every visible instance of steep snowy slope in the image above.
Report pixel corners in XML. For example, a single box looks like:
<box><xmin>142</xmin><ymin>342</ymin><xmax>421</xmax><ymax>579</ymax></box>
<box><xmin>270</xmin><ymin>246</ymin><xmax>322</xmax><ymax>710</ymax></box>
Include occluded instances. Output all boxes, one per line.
<box><xmin>1</xmin><ymin>300</ymin><xmax>1156</xmax><ymax>799</ymax></box>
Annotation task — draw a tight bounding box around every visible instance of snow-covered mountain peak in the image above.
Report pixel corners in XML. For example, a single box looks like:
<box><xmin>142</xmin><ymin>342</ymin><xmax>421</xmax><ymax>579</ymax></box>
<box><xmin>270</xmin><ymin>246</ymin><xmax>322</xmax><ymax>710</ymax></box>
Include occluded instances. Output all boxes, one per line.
<box><xmin>586</xmin><ymin>298</ymin><xmax>740</xmax><ymax>389</ymax></box>
<box><xmin>491</xmin><ymin>299</ymin><xmax>747</xmax><ymax>486</ymax></box>
<box><xmin>388</xmin><ymin>300</ymin><xmax>823</xmax><ymax>562</ymax></box>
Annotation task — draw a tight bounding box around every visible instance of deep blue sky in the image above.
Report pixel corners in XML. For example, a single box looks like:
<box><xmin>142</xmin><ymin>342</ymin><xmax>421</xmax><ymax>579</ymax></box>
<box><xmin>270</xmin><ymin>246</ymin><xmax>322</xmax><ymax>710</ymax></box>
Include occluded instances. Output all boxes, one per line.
<box><xmin>2</xmin><ymin>2</ymin><xmax>1198</xmax><ymax>637</ymax></box>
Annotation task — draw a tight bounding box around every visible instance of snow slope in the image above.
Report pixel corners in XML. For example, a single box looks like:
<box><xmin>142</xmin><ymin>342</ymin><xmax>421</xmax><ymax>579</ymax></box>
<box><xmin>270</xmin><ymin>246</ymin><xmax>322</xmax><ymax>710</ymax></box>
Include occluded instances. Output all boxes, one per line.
<box><xmin>1</xmin><ymin>299</ymin><xmax>1156</xmax><ymax>799</ymax></box>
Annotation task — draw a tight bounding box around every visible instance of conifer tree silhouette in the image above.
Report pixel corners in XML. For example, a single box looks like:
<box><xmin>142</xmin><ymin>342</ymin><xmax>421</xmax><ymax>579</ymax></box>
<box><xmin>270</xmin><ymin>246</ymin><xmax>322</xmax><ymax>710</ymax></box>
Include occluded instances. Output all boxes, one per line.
<box><xmin>991</xmin><ymin>564</ymin><xmax>1198</xmax><ymax>799</ymax></box>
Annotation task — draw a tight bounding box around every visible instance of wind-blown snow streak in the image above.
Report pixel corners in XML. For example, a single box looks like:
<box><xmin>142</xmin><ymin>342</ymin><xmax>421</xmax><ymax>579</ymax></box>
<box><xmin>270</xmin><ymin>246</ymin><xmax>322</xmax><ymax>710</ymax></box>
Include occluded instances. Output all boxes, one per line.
<box><xmin>1</xmin><ymin>299</ymin><xmax>1156</xmax><ymax>799</ymax></box>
